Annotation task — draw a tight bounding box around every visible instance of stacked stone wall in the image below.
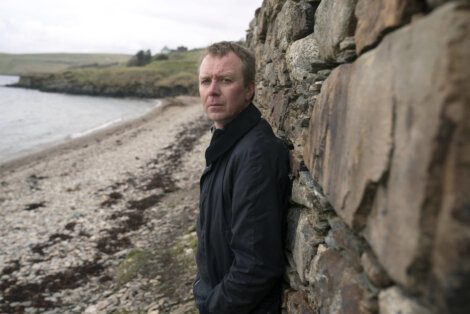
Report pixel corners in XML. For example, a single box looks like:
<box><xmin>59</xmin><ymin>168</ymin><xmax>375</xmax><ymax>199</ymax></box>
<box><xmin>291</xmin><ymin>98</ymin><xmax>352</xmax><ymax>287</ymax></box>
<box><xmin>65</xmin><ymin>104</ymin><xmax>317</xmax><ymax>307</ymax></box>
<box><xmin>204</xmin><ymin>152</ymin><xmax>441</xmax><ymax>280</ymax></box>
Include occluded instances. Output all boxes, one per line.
<box><xmin>247</xmin><ymin>0</ymin><xmax>469</xmax><ymax>313</ymax></box>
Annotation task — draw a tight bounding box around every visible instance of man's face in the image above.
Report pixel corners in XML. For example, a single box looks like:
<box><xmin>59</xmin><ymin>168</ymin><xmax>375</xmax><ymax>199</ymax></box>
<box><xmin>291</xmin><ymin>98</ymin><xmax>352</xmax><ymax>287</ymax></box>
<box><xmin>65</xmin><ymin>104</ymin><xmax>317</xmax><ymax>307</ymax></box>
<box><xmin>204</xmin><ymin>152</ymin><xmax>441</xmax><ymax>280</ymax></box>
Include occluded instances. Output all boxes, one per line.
<box><xmin>199</xmin><ymin>52</ymin><xmax>254</xmax><ymax>129</ymax></box>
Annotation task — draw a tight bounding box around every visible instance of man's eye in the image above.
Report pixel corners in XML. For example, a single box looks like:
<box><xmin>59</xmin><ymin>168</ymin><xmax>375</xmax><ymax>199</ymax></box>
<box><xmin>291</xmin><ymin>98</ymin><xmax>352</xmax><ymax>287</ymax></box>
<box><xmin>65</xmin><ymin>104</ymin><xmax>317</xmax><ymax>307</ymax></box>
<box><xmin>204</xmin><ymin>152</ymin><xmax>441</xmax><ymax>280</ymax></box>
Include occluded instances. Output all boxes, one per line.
<box><xmin>200</xmin><ymin>79</ymin><xmax>210</xmax><ymax>85</ymax></box>
<box><xmin>221</xmin><ymin>78</ymin><xmax>232</xmax><ymax>84</ymax></box>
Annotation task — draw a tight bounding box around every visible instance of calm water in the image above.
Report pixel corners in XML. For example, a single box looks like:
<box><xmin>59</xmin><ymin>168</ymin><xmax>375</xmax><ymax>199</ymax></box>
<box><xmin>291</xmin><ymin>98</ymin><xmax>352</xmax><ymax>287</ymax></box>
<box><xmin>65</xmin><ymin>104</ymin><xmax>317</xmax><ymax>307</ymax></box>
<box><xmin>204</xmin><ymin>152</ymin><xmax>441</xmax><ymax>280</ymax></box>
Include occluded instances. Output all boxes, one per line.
<box><xmin>0</xmin><ymin>75</ymin><xmax>158</xmax><ymax>163</ymax></box>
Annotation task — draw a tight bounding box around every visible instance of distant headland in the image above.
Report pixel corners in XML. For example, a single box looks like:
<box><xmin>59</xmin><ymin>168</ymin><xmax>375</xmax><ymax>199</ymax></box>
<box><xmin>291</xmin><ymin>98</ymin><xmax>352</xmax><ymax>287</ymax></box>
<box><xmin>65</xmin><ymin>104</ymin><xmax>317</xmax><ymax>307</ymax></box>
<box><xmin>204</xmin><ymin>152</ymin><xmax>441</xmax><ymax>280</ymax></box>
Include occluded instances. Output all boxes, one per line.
<box><xmin>0</xmin><ymin>48</ymin><xmax>200</xmax><ymax>98</ymax></box>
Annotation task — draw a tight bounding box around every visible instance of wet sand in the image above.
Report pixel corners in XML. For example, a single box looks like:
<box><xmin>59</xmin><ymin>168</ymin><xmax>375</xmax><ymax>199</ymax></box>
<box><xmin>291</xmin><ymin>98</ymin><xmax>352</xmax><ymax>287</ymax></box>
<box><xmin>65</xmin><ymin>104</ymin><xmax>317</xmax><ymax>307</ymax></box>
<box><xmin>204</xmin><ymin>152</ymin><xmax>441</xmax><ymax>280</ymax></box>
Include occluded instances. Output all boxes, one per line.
<box><xmin>0</xmin><ymin>96</ymin><xmax>211</xmax><ymax>313</ymax></box>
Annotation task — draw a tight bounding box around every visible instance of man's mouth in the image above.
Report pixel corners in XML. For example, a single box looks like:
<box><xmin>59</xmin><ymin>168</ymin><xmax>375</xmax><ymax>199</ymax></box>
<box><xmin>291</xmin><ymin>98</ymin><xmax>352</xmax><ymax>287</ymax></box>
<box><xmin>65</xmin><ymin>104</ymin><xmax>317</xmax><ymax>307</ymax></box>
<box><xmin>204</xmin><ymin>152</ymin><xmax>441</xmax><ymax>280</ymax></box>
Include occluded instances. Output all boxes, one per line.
<box><xmin>207</xmin><ymin>103</ymin><xmax>223</xmax><ymax>108</ymax></box>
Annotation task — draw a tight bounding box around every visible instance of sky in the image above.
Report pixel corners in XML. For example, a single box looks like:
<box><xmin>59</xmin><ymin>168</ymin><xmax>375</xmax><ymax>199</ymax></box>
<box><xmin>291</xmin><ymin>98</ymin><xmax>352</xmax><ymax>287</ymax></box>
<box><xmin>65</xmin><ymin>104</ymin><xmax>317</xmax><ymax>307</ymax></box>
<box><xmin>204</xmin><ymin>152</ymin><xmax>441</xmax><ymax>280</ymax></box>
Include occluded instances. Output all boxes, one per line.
<box><xmin>0</xmin><ymin>0</ymin><xmax>263</xmax><ymax>54</ymax></box>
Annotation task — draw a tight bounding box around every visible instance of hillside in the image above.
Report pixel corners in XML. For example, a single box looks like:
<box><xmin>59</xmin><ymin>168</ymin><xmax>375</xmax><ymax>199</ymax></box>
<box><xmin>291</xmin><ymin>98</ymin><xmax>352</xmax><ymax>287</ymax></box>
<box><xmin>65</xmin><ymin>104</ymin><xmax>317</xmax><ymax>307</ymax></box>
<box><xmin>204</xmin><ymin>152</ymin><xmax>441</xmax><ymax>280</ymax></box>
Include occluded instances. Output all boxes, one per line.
<box><xmin>11</xmin><ymin>49</ymin><xmax>201</xmax><ymax>98</ymax></box>
<box><xmin>0</xmin><ymin>53</ymin><xmax>131</xmax><ymax>75</ymax></box>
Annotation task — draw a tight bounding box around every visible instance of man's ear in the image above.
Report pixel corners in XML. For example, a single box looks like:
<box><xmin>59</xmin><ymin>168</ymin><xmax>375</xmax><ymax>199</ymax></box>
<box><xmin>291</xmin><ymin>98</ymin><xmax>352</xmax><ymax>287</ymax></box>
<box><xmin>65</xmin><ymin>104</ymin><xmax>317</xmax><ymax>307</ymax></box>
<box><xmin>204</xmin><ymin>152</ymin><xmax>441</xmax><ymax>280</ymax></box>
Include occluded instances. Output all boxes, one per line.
<box><xmin>245</xmin><ymin>82</ymin><xmax>255</xmax><ymax>103</ymax></box>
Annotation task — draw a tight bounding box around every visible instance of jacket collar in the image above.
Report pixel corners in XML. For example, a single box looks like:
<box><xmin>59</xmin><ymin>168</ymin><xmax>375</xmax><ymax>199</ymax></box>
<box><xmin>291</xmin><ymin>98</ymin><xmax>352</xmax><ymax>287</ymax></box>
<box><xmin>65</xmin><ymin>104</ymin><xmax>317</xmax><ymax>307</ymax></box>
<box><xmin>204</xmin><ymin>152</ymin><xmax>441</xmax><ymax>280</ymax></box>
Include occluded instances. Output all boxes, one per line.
<box><xmin>205</xmin><ymin>103</ymin><xmax>261</xmax><ymax>166</ymax></box>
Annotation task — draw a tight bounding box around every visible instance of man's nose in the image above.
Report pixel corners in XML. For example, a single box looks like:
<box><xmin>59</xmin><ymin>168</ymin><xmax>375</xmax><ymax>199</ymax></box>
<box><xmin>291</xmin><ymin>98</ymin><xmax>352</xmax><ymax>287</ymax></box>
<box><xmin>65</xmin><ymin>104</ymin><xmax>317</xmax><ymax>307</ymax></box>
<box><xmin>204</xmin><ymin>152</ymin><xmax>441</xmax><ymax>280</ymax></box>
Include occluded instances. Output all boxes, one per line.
<box><xmin>208</xmin><ymin>80</ymin><xmax>221</xmax><ymax>95</ymax></box>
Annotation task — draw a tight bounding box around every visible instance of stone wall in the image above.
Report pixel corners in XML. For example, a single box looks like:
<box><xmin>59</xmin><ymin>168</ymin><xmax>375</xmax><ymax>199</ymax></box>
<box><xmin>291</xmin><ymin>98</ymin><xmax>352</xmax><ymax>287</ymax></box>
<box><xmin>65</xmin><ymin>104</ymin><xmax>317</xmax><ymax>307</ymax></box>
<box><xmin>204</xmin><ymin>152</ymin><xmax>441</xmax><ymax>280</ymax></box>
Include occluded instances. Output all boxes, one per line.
<box><xmin>247</xmin><ymin>0</ymin><xmax>469</xmax><ymax>313</ymax></box>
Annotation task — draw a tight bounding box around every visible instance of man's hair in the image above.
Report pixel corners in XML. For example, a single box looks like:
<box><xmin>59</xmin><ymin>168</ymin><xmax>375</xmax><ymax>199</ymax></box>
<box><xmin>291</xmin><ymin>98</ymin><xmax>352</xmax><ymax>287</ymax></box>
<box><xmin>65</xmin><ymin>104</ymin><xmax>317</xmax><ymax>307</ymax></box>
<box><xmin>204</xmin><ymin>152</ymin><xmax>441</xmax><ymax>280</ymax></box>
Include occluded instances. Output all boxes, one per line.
<box><xmin>199</xmin><ymin>41</ymin><xmax>256</xmax><ymax>87</ymax></box>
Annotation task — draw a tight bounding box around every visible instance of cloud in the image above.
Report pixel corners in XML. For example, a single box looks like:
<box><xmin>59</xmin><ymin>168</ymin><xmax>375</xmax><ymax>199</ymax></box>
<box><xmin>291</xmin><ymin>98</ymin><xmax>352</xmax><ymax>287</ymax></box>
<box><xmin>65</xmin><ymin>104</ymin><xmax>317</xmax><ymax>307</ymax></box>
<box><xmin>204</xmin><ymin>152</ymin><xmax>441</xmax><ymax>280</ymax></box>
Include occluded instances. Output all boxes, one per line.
<box><xmin>0</xmin><ymin>0</ymin><xmax>262</xmax><ymax>54</ymax></box>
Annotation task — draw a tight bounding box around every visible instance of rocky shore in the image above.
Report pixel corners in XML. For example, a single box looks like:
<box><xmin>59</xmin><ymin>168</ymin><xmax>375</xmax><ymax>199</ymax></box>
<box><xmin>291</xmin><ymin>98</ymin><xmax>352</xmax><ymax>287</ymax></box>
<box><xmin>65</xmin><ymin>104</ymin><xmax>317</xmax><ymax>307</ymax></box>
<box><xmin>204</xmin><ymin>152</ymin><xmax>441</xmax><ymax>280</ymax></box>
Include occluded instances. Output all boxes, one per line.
<box><xmin>0</xmin><ymin>97</ymin><xmax>211</xmax><ymax>313</ymax></box>
<box><xmin>10</xmin><ymin>74</ymin><xmax>197</xmax><ymax>98</ymax></box>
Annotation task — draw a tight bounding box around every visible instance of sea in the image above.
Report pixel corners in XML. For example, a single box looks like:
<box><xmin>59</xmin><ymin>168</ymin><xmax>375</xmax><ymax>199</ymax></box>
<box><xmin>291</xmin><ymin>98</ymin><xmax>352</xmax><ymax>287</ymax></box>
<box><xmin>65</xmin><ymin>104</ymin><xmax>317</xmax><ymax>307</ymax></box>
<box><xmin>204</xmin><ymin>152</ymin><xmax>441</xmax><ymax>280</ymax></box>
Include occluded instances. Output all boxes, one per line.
<box><xmin>0</xmin><ymin>75</ymin><xmax>158</xmax><ymax>163</ymax></box>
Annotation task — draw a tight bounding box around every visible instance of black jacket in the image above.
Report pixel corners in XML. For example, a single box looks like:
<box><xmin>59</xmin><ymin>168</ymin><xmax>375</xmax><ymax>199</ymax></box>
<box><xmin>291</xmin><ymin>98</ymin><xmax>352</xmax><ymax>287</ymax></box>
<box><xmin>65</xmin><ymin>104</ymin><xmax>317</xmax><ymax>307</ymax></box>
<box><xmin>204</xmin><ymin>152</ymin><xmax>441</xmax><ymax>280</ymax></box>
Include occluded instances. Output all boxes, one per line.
<box><xmin>194</xmin><ymin>104</ymin><xmax>290</xmax><ymax>313</ymax></box>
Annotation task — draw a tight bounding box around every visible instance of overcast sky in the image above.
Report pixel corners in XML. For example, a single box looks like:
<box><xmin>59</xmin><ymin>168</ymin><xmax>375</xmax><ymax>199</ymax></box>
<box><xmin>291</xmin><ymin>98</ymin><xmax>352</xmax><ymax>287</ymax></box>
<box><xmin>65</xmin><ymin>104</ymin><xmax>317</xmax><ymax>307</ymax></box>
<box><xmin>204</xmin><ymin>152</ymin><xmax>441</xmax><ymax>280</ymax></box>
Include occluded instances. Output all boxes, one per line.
<box><xmin>0</xmin><ymin>0</ymin><xmax>263</xmax><ymax>54</ymax></box>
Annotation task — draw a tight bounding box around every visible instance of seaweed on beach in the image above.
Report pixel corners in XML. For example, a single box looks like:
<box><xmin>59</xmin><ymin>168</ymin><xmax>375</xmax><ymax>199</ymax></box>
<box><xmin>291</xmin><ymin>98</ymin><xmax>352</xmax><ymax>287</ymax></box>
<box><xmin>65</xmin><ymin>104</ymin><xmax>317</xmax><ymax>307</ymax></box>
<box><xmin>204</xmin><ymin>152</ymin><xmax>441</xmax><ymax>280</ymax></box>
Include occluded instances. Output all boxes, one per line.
<box><xmin>127</xmin><ymin>194</ymin><xmax>161</xmax><ymax>211</ymax></box>
<box><xmin>143</xmin><ymin>116</ymin><xmax>210</xmax><ymax>193</ymax></box>
<box><xmin>23</xmin><ymin>201</ymin><xmax>46</xmax><ymax>211</ymax></box>
<box><xmin>26</xmin><ymin>174</ymin><xmax>48</xmax><ymax>191</ymax></box>
<box><xmin>100</xmin><ymin>191</ymin><xmax>123</xmax><ymax>207</ymax></box>
<box><xmin>30</xmin><ymin>233</ymin><xmax>73</xmax><ymax>255</ymax></box>
<box><xmin>1</xmin><ymin>260</ymin><xmax>107</xmax><ymax>312</ymax></box>
<box><xmin>96</xmin><ymin>229</ymin><xmax>132</xmax><ymax>255</ymax></box>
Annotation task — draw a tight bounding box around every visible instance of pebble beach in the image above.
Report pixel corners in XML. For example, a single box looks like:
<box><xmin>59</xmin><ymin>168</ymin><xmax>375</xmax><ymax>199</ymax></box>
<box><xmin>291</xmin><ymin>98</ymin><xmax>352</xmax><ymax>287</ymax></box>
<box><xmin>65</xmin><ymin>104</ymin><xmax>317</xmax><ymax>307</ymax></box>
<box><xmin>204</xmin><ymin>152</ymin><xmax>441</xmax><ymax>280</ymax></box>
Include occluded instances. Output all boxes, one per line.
<box><xmin>0</xmin><ymin>96</ymin><xmax>211</xmax><ymax>313</ymax></box>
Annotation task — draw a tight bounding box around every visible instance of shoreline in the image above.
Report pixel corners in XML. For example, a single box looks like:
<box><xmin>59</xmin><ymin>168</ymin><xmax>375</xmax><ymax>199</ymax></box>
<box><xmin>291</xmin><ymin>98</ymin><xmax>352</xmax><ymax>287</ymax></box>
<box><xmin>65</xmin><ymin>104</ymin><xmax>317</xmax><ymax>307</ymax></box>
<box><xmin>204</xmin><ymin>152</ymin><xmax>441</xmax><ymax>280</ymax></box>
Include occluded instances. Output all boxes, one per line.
<box><xmin>0</xmin><ymin>97</ymin><xmax>188</xmax><ymax>174</ymax></box>
<box><xmin>0</xmin><ymin>95</ymin><xmax>210</xmax><ymax>313</ymax></box>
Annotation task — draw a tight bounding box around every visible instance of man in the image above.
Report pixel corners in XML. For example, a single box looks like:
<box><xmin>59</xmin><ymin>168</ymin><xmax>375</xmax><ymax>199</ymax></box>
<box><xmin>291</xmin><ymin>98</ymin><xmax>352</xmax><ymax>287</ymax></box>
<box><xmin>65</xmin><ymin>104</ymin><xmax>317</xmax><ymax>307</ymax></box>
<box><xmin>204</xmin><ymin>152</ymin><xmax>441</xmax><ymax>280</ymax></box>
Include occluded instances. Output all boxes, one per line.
<box><xmin>193</xmin><ymin>41</ymin><xmax>290</xmax><ymax>314</ymax></box>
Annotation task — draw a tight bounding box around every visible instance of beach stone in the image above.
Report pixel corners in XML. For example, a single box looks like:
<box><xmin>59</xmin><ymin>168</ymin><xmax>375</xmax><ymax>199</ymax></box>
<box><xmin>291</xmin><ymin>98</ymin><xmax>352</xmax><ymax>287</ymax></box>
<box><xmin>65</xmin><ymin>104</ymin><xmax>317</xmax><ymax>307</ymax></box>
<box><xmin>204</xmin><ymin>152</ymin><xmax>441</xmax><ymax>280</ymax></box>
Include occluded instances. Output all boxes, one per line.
<box><xmin>83</xmin><ymin>304</ymin><xmax>98</xmax><ymax>313</ymax></box>
<box><xmin>314</xmin><ymin>0</ymin><xmax>358</xmax><ymax>62</ymax></box>
<box><xmin>355</xmin><ymin>0</ymin><xmax>425</xmax><ymax>54</ymax></box>
<box><xmin>95</xmin><ymin>299</ymin><xmax>110</xmax><ymax>310</ymax></box>
<box><xmin>379</xmin><ymin>286</ymin><xmax>431</xmax><ymax>314</ymax></box>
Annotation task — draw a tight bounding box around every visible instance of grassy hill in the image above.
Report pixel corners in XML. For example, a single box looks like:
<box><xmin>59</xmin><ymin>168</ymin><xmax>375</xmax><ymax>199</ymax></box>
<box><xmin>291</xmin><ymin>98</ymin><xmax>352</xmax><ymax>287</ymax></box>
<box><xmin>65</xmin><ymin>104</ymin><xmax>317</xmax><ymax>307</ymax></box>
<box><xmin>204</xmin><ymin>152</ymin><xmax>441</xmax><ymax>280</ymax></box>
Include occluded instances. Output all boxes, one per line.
<box><xmin>13</xmin><ymin>49</ymin><xmax>201</xmax><ymax>98</ymax></box>
<box><xmin>0</xmin><ymin>53</ymin><xmax>131</xmax><ymax>75</ymax></box>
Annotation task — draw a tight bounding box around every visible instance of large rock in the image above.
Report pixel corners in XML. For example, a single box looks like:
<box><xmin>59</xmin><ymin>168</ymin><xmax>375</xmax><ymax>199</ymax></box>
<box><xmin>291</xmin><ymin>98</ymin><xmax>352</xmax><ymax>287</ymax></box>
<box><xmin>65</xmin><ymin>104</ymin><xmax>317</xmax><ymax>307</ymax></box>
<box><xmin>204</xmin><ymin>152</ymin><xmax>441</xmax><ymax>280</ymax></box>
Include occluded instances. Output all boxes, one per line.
<box><xmin>314</xmin><ymin>0</ymin><xmax>358</xmax><ymax>62</ymax></box>
<box><xmin>427</xmin><ymin>0</ymin><xmax>454</xmax><ymax>8</ymax></box>
<box><xmin>303</xmin><ymin>61</ymin><xmax>394</xmax><ymax>230</ymax></box>
<box><xmin>248</xmin><ymin>0</ymin><xmax>287</xmax><ymax>70</ymax></box>
<box><xmin>262</xmin><ymin>52</ymin><xmax>290</xmax><ymax>88</ymax></box>
<box><xmin>286</xmin><ymin>207</ymin><xmax>327</xmax><ymax>283</ymax></box>
<box><xmin>269</xmin><ymin>89</ymin><xmax>290</xmax><ymax>130</ymax></box>
<box><xmin>306</xmin><ymin>244</ymin><xmax>377</xmax><ymax>313</ymax></box>
<box><xmin>325</xmin><ymin>217</ymin><xmax>364</xmax><ymax>270</ymax></box>
<box><xmin>430</xmin><ymin>124</ymin><xmax>470</xmax><ymax>314</ymax></box>
<box><xmin>291</xmin><ymin>170</ymin><xmax>330</xmax><ymax>211</ymax></box>
<box><xmin>360</xmin><ymin>250</ymin><xmax>392</xmax><ymax>288</ymax></box>
<box><xmin>271</xmin><ymin>0</ymin><xmax>315</xmax><ymax>52</ymax></box>
<box><xmin>305</xmin><ymin>2</ymin><xmax>470</xmax><ymax>307</ymax></box>
<box><xmin>285</xmin><ymin>290</ymin><xmax>315</xmax><ymax>314</ymax></box>
<box><xmin>250</xmin><ymin>0</ymin><xmax>286</xmax><ymax>45</ymax></box>
<box><xmin>355</xmin><ymin>0</ymin><xmax>425</xmax><ymax>54</ymax></box>
<box><xmin>365</xmin><ymin>2</ymin><xmax>470</xmax><ymax>301</ymax></box>
<box><xmin>286</xmin><ymin>34</ymin><xmax>332</xmax><ymax>83</ymax></box>
<box><xmin>428</xmin><ymin>4</ymin><xmax>470</xmax><ymax>311</ymax></box>
<box><xmin>379</xmin><ymin>286</ymin><xmax>431</xmax><ymax>314</ymax></box>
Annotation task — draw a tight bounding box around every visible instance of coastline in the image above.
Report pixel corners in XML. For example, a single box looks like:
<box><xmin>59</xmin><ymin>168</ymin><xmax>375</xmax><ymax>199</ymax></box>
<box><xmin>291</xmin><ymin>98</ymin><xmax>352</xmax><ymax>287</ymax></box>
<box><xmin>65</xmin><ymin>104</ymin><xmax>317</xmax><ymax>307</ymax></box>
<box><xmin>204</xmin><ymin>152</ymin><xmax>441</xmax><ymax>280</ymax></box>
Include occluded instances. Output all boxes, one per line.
<box><xmin>0</xmin><ymin>96</ymin><xmax>211</xmax><ymax>313</ymax></box>
<box><xmin>1</xmin><ymin>97</ymin><xmax>170</xmax><ymax>174</ymax></box>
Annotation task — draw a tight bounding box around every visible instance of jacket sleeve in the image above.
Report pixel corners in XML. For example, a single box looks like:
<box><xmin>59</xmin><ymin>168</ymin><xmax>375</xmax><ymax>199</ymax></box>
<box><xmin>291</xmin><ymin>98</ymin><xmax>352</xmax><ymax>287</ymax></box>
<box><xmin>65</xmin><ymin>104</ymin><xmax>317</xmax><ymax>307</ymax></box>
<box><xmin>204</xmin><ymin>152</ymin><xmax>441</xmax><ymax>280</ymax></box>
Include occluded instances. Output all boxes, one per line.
<box><xmin>204</xmin><ymin>144</ymin><xmax>289</xmax><ymax>313</ymax></box>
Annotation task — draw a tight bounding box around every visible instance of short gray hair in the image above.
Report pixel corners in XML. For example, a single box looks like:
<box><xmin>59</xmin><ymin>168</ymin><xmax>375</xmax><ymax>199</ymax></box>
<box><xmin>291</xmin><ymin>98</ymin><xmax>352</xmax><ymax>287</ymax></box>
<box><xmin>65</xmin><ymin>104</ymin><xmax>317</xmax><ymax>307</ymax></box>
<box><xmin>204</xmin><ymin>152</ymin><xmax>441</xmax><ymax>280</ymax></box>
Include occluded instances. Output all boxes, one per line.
<box><xmin>199</xmin><ymin>41</ymin><xmax>255</xmax><ymax>87</ymax></box>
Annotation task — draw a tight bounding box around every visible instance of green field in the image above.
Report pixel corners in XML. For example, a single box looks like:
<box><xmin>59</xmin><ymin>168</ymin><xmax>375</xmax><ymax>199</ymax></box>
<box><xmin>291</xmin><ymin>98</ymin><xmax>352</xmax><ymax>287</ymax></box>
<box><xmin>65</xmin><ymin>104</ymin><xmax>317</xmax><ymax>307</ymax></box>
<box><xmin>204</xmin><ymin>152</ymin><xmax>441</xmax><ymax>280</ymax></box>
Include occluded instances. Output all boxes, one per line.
<box><xmin>0</xmin><ymin>53</ymin><xmax>131</xmax><ymax>75</ymax></box>
<box><xmin>13</xmin><ymin>49</ymin><xmax>202</xmax><ymax>98</ymax></box>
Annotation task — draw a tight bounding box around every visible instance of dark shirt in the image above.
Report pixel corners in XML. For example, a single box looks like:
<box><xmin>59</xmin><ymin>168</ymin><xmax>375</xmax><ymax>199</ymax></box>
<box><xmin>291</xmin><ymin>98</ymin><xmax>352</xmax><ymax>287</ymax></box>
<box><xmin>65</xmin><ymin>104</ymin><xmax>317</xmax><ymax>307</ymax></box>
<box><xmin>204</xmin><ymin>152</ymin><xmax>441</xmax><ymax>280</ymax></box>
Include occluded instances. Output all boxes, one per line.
<box><xmin>194</xmin><ymin>104</ymin><xmax>290</xmax><ymax>313</ymax></box>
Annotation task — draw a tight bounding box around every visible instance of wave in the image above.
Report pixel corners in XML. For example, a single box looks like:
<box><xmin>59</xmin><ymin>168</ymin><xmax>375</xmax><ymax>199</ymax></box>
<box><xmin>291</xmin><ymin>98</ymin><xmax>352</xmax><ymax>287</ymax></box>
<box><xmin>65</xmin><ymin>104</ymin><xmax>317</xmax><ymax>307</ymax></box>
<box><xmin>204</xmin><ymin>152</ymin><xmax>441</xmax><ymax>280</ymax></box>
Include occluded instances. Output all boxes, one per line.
<box><xmin>68</xmin><ymin>118</ymin><xmax>124</xmax><ymax>139</ymax></box>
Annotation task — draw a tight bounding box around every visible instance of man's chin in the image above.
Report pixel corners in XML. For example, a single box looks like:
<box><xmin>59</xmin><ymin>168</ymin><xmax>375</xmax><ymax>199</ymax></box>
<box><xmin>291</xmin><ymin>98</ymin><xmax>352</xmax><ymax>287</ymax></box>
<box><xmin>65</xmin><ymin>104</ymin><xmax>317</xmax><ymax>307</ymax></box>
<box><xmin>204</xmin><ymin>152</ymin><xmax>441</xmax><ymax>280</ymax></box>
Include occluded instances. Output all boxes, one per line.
<box><xmin>208</xmin><ymin>115</ymin><xmax>232</xmax><ymax>129</ymax></box>
<box><xmin>207</xmin><ymin>112</ymin><xmax>227</xmax><ymax>122</ymax></box>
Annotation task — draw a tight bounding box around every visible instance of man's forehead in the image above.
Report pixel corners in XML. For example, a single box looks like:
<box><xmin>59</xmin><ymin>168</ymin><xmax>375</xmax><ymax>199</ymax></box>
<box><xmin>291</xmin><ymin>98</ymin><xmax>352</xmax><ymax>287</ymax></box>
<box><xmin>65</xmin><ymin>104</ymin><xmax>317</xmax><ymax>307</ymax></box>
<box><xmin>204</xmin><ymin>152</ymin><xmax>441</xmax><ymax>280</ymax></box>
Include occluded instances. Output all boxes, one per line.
<box><xmin>199</xmin><ymin>53</ymin><xmax>243</xmax><ymax>75</ymax></box>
